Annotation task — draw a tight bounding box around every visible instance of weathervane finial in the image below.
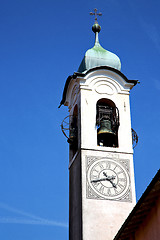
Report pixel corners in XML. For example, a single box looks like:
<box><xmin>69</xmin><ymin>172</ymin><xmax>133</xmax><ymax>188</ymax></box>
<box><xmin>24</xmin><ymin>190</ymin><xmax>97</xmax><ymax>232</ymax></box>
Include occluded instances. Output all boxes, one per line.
<box><xmin>90</xmin><ymin>8</ymin><xmax>102</xmax><ymax>23</ymax></box>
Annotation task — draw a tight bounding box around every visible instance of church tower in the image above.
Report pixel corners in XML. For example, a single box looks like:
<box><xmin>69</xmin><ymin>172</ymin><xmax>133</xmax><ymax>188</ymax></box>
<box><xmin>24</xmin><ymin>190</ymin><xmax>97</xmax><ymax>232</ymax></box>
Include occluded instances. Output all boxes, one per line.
<box><xmin>60</xmin><ymin>9</ymin><xmax>138</xmax><ymax>240</ymax></box>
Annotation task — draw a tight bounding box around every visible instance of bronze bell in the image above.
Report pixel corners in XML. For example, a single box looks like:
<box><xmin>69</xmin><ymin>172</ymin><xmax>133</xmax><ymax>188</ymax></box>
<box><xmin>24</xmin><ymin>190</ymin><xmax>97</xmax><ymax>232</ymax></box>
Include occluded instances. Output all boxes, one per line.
<box><xmin>69</xmin><ymin>127</ymin><xmax>77</xmax><ymax>142</ymax></box>
<box><xmin>97</xmin><ymin>119</ymin><xmax>116</xmax><ymax>147</ymax></box>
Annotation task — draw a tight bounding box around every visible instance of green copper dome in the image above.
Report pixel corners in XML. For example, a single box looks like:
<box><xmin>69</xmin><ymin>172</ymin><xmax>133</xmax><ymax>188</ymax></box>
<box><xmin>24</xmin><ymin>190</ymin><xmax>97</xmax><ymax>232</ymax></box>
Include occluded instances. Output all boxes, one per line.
<box><xmin>78</xmin><ymin>23</ymin><xmax>121</xmax><ymax>73</ymax></box>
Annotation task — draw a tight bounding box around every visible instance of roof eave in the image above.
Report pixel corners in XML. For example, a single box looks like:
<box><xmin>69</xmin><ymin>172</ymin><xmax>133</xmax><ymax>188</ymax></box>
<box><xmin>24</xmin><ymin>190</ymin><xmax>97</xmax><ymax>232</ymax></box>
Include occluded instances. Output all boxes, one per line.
<box><xmin>114</xmin><ymin>169</ymin><xmax>160</xmax><ymax>240</ymax></box>
<box><xmin>59</xmin><ymin>66</ymin><xmax>139</xmax><ymax>108</ymax></box>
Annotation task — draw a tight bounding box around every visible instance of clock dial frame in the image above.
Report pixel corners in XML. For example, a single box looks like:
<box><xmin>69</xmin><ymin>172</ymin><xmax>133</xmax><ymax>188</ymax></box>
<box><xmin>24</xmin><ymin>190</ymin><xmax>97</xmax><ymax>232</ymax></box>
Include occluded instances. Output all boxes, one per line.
<box><xmin>87</xmin><ymin>159</ymin><xmax>130</xmax><ymax>200</ymax></box>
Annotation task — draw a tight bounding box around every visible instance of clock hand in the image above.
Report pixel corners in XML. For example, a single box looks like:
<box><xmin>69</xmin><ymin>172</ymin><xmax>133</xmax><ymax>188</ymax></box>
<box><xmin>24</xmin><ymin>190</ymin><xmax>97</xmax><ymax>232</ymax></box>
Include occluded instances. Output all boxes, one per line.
<box><xmin>91</xmin><ymin>178</ymin><xmax>117</xmax><ymax>188</ymax></box>
<box><xmin>103</xmin><ymin>172</ymin><xmax>108</xmax><ymax>178</ymax></box>
<box><xmin>91</xmin><ymin>172</ymin><xmax>117</xmax><ymax>187</ymax></box>
<box><xmin>103</xmin><ymin>172</ymin><xmax>116</xmax><ymax>181</ymax></box>
<box><xmin>108</xmin><ymin>179</ymin><xmax>117</xmax><ymax>188</ymax></box>
<box><xmin>103</xmin><ymin>172</ymin><xmax>117</xmax><ymax>188</ymax></box>
<box><xmin>109</xmin><ymin>176</ymin><xmax>116</xmax><ymax>180</ymax></box>
<box><xmin>91</xmin><ymin>178</ymin><xmax>108</xmax><ymax>183</ymax></box>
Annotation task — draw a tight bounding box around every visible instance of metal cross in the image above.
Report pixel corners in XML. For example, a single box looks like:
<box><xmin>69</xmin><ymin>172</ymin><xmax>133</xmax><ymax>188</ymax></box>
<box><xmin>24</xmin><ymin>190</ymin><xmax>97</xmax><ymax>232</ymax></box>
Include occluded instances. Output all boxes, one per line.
<box><xmin>90</xmin><ymin>8</ymin><xmax>102</xmax><ymax>23</ymax></box>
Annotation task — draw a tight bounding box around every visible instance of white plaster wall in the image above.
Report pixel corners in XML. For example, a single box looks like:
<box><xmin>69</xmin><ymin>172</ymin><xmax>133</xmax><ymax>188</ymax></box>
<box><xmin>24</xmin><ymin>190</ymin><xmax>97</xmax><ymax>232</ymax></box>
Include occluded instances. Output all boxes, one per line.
<box><xmin>81</xmin><ymin>149</ymin><xmax>136</xmax><ymax>240</ymax></box>
<box><xmin>65</xmin><ymin>69</ymin><xmax>136</xmax><ymax>240</ymax></box>
<box><xmin>79</xmin><ymin>70</ymin><xmax>134</xmax><ymax>153</ymax></box>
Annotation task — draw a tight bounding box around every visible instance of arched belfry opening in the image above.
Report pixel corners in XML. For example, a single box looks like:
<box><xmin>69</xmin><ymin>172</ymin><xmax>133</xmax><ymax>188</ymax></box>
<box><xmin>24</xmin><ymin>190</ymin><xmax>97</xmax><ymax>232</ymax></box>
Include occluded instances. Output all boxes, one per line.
<box><xmin>69</xmin><ymin>105</ymin><xmax>78</xmax><ymax>156</ymax></box>
<box><xmin>96</xmin><ymin>98</ymin><xmax>119</xmax><ymax>147</ymax></box>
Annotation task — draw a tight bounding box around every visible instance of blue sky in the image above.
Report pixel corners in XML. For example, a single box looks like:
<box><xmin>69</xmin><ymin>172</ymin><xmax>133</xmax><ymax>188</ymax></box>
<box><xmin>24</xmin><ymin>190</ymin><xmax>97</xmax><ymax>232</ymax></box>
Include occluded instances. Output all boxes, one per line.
<box><xmin>0</xmin><ymin>0</ymin><xmax>160</xmax><ymax>239</ymax></box>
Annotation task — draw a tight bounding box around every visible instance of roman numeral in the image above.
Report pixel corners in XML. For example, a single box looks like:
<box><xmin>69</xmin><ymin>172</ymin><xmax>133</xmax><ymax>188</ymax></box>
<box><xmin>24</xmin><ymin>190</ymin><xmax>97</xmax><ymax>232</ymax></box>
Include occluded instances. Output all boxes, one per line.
<box><xmin>119</xmin><ymin>178</ymin><xmax>126</xmax><ymax>182</ymax></box>
<box><xmin>93</xmin><ymin>182</ymin><xmax>101</xmax><ymax>188</ymax></box>
<box><xmin>99</xmin><ymin>163</ymin><xmax>104</xmax><ymax>170</ymax></box>
<box><xmin>118</xmin><ymin>182</ymin><xmax>124</xmax><ymax>189</ymax></box>
<box><xmin>91</xmin><ymin>175</ymin><xmax>98</xmax><ymax>180</ymax></box>
<box><xmin>113</xmin><ymin>165</ymin><xmax>117</xmax><ymax>171</ymax></box>
<box><xmin>106</xmin><ymin>162</ymin><xmax>111</xmax><ymax>169</ymax></box>
<box><xmin>114</xmin><ymin>188</ymin><xmax>119</xmax><ymax>195</ymax></box>
<box><xmin>117</xmin><ymin>170</ymin><xmax>123</xmax><ymax>175</ymax></box>
<box><xmin>107</xmin><ymin>188</ymin><xmax>111</xmax><ymax>196</ymax></box>
<box><xmin>99</xmin><ymin>185</ymin><xmax>104</xmax><ymax>194</ymax></box>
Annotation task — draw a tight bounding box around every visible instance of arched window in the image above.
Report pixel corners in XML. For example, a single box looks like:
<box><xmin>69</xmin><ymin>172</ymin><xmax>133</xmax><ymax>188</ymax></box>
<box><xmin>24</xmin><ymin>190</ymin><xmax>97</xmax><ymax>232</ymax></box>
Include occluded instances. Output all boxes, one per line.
<box><xmin>96</xmin><ymin>99</ymin><xmax>119</xmax><ymax>147</ymax></box>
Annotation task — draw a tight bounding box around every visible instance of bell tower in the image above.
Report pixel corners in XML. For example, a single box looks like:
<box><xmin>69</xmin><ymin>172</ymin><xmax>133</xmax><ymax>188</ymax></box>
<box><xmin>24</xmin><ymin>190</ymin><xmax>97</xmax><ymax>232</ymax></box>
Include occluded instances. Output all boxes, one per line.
<box><xmin>60</xmin><ymin>9</ymin><xmax>138</xmax><ymax>240</ymax></box>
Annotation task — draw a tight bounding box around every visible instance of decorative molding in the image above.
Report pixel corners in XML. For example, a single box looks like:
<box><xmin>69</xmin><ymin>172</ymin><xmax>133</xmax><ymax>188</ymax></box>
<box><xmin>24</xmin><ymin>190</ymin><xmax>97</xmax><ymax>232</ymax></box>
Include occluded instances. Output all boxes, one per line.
<box><xmin>81</xmin><ymin>147</ymin><xmax>133</xmax><ymax>155</ymax></box>
<box><xmin>70</xmin><ymin>83</ymin><xmax>79</xmax><ymax>107</ymax></box>
<box><xmin>87</xmin><ymin>76</ymin><xmax>120</xmax><ymax>94</ymax></box>
<box><xmin>83</xmin><ymin>71</ymin><xmax>131</xmax><ymax>94</ymax></box>
<box><xmin>95</xmin><ymin>83</ymin><xmax>115</xmax><ymax>95</ymax></box>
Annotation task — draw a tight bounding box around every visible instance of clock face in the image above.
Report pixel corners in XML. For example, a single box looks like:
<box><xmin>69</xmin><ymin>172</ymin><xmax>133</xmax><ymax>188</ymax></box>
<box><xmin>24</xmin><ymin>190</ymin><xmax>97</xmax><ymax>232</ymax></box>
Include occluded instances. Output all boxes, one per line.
<box><xmin>87</xmin><ymin>159</ymin><xmax>130</xmax><ymax>200</ymax></box>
